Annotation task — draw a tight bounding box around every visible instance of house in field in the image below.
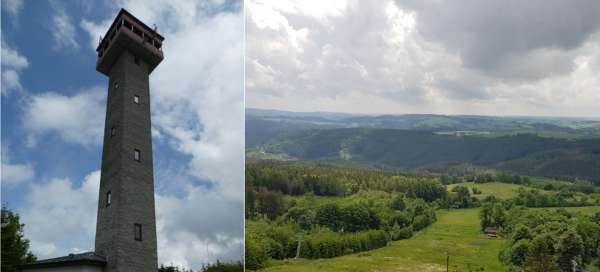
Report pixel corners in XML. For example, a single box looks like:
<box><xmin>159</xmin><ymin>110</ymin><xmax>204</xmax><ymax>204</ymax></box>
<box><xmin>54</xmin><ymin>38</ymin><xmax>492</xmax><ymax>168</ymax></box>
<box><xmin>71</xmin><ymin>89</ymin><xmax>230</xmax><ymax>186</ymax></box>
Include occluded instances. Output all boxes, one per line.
<box><xmin>484</xmin><ymin>227</ymin><xmax>498</xmax><ymax>238</ymax></box>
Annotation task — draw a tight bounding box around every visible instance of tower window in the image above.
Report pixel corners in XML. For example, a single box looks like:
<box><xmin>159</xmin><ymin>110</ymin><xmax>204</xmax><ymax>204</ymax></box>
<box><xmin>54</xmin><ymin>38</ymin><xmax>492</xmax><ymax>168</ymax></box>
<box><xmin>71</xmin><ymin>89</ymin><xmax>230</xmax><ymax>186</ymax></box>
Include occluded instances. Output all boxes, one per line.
<box><xmin>134</xmin><ymin>224</ymin><xmax>142</xmax><ymax>241</ymax></box>
<box><xmin>134</xmin><ymin>57</ymin><xmax>140</xmax><ymax>66</ymax></box>
<box><xmin>134</xmin><ymin>149</ymin><xmax>141</xmax><ymax>161</ymax></box>
<box><xmin>111</xmin><ymin>126</ymin><xmax>116</xmax><ymax>137</ymax></box>
<box><xmin>114</xmin><ymin>82</ymin><xmax>119</xmax><ymax>89</ymax></box>
<box><xmin>134</xmin><ymin>95</ymin><xmax>140</xmax><ymax>104</ymax></box>
<box><xmin>106</xmin><ymin>191</ymin><xmax>112</xmax><ymax>206</ymax></box>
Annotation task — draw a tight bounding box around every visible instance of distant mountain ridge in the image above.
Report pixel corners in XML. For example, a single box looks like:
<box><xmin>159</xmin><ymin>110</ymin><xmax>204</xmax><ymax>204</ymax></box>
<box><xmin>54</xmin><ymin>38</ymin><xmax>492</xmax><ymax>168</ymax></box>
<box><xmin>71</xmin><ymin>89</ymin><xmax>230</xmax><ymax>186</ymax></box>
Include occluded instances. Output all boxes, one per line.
<box><xmin>246</xmin><ymin>109</ymin><xmax>600</xmax><ymax>184</ymax></box>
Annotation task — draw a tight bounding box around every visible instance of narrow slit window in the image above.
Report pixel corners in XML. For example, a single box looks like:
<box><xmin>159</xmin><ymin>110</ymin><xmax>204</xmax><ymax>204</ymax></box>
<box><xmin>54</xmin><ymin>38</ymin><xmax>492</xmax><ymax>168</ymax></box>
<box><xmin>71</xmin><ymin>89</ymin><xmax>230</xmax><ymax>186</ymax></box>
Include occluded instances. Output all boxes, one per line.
<box><xmin>111</xmin><ymin>126</ymin><xmax>116</xmax><ymax>137</ymax></box>
<box><xmin>106</xmin><ymin>191</ymin><xmax>112</xmax><ymax>206</ymax></box>
<box><xmin>134</xmin><ymin>95</ymin><xmax>140</xmax><ymax>104</ymax></box>
<box><xmin>134</xmin><ymin>57</ymin><xmax>140</xmax><ymax>66</ymax></box>
<box><xmin>114</xmin><ymin>82</ymin><xmax>119</xmax><ymax>89</ymax></box>
<box><xmin>134</xmin><ymin>149</ymin><xmax>140</xmax><ymax>161</ymax></box>
<box><xmin>134</xmin><ymin>224</ymin><xmax>142</xmax><ymax>241</ymax></box>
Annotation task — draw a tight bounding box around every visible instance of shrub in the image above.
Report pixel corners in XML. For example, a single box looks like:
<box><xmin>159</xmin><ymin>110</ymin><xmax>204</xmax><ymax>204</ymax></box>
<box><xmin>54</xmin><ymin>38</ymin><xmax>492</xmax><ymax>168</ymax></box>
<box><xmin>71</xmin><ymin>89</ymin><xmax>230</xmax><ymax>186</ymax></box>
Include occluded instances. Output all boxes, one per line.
<box><xmin>300</xmin><ymin>229</ymin><xmax>388</xmax><ymax>259</ymax></box>
<box><xmin>244</xmin><ymin>233</ymin><xmax>268</xmax><ymax>270</ymax></box>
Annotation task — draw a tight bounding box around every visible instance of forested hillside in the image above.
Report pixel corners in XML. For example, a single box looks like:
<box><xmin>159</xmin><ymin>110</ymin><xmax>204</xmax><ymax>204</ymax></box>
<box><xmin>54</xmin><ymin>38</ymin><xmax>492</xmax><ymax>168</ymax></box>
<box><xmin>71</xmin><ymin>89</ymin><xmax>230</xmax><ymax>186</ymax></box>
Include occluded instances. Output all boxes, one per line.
<box><xmin>251</xmin><ymin>128</ymin><xmax>600</xmax><ymax>184</ymax></box>
<box><xmin>245</xmin><ymin>162</ymin><xmax>600</xmax><ymax>271</ymax></box>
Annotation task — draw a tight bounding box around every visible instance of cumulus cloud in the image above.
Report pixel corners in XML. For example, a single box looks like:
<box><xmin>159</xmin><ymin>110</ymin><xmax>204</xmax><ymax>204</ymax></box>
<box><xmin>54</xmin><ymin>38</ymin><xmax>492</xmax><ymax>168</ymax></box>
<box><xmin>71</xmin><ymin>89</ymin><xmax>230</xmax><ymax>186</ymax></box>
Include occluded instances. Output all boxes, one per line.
<box><xmin>1</xmin><ymin>162</ymin><xmax>34</xmax><ymax>186</ymax></box>
<box><xmin>20</xmin><ymin>171</ymin><xmax>100</xmax><ymax>259</ymax></box>
<box><xmin>50</xmin><ymin>1</ymin><xmax>80</xmax><ymax>50</ymax></box>
<box><xmin>246</xmin><ymin>0</ymin><xmax>600</xmax><ymax>117</ymax></box>
<box><xmin>1</xmin><ymin>38</ymin><xmax>29</xmax><ymax>95</ymax></box>
<box><xmin>22</xmin><ymin>86</ymin><xmax>105</xmax><ymax>146</ymax></box>
<box><xmin>156</xmin><ymin>187</ymin><xmax>243</xmax><ymax>267</ymax></box>
<box><xmin>396</xmin><ymin>0</ymin><xmax>600</xmax><ymax>79</ymax></box>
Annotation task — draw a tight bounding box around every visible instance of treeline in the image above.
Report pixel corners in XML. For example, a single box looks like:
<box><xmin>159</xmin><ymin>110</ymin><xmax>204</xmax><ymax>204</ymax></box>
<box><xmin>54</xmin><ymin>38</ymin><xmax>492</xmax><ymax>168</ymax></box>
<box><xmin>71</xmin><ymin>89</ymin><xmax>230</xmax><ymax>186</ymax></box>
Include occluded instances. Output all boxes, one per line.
<box><xmin>158</xmin><ymin>261</ymin><xmax>243</xmax><ymax>272</ymax></box>
<box><xmin>246</xmin><ymin>162</ymin><xmax>445</xmax><ymax>199</ymax></box>
<box><xmin>246</xmin><ymin>189</ymin><xmax>437</xmax><ymax>270</ymax></box>
<box><xmin>439</xmin><ymin>172</ymin><xmax>599</xmax><ymax>195</ymax></box>
<box><xmin>512</xmin><ymin>188</ymin><xmax>600</xmax><ymax>207</ymax></box>
<box><xmin>480</xmin><ymin>204</ymin><xmax>600</xmax><ymax>271</ymax></box>
<box><xmin>439</xmin><ymin>172</ymin><xmax>531</xmax><ymax>185</ymax></box>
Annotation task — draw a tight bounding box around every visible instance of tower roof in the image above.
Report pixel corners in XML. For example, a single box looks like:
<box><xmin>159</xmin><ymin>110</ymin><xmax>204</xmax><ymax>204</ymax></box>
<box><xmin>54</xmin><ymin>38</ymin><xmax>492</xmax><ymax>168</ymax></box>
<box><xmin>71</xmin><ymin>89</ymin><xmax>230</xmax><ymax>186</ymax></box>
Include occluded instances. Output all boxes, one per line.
<box><xmin>96</xmin><ymin>8</ymin><xmax>165</xmax><ymax>76</ymax></box>
<box><xmin>17</xmin><ymin>252</ymin><xmax>106</xmax><ymax>270</ymax></box>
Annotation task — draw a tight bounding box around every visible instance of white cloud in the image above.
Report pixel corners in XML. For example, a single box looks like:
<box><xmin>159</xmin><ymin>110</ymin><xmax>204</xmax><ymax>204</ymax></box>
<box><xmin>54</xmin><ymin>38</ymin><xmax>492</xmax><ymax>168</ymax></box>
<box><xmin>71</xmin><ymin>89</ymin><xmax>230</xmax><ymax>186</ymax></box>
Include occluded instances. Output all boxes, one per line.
<box><xmin>22</xmin><ymin>86</ymin><xmax>105</xmax><ymax>146</ymax></box>
<box><xmin>80</xmin><ymin>19</ymin><xmax>112</xmax><ymax>50</ymax></box>
<box><xmin>20</xmin><ymin>171</ymin><xmax>100</xmax><ymax>259</ymax></box>
<box><xmin>1</xmin><ymin>37</ymin><xmax>29</xmax><ymax>96</ymax></box>
<box><xmin>50</xmin><ymin>1</ymin><xmax>80</xmax><ymax>50</ymax></box>
<box><xmin>246</xmin><ymin>0</ymin><xmax>600</xmax><ymax>117</ymax></box>
<box><xmin>1</xmin><ymin>0</ymin><xmax>23</xmax><ymax>18</ymax></box>
<box><xmin>156</xmin><ymin>186</ymin><xmax>243</xmax><ymax>268</ymax></box>
<box><xmin>1</xmin><ymin>162</ymin><xmax>34</xmax><ymax>186</ymax></box>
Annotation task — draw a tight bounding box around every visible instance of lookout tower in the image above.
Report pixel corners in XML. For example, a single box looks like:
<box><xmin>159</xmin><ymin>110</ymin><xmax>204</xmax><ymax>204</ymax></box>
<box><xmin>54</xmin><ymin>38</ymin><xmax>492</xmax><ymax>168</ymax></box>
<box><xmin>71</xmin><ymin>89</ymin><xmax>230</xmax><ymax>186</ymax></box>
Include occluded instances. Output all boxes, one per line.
<box><xmin>94</xmin><ymin>8</ymin><xmax>164</xmax><ymax>272</ymax></box>
<box><xmin>17</xmin><ymin>8</ymin><xmax>164</xmax><ymax>272</ymax></box>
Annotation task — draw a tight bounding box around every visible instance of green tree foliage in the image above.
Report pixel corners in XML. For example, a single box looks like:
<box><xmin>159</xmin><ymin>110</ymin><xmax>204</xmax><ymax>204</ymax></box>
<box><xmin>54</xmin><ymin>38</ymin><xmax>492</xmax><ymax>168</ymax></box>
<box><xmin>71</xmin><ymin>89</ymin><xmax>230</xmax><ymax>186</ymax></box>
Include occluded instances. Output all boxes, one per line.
<box><xmin>314</xmin><ymin>203</ymin><xmax>380</xmax><ymax>233</ymax></box>
<box><xmin>256</xmin><ymin>188</ymin><xmax>285</xmax><ymax>220</ymax></box>
<box><xmin>300</xmin><ymin>228</ymin><xmax>388</xmax><ymax>259</ymax></box>
<box><xmin>245</xmin><ymin>162</ymin><xmax>446</xmax><ymax>201</ymax></box>
<box><xmin>245</xmin><ymin>232</ymin><xmax>269</xmax><ymax>270</ymax></box>
<box><xmin>525</xmin><ymin>236</ymin><xmax>559</xmax><ymax>272</ymax></box>
<box><xmin>490</xmin><ymin>205</ymin><xmax>600</xmax><ymax>271</ymax></box>
<box><xmin>505</xmin><ymin>239</ymin><xmax>529</xmax><ymax>267</ymax></box>
<box><xmin>1</xmin><ymin>206</ymin><xmax>36</xmax><ymax>272</ymax></box>
<box><xmin>201</xmin><ymin>261</ymin><xmax>243</xmax><ymax>272</ymax></box>
<box><xmin>390</xmin><ymin>195</ymin><xmax>406</xmax><ymax>210</ymax></box>
<box><xmin>479</xmin><ymin>203</ymin><xmax>493</xmax><ymax>231</ymax></box>
<box><xmin>479</xmin><ymin>203</ymin><xmax>505</xmax><ymax>231</ymax></box>
<box><xmin>258</xmin><ymin>127</ymin><xmax>600</xmax><ymax>184</ymax></box>
<box><xmin>556</xmin><ymin>230</ymin><xmax>584</xmax><ymax>272</ymax></box>
<box><xmin>158</xmin><ymin>265</ymin><xmax>193</xmax><ymax>272</ymax></box>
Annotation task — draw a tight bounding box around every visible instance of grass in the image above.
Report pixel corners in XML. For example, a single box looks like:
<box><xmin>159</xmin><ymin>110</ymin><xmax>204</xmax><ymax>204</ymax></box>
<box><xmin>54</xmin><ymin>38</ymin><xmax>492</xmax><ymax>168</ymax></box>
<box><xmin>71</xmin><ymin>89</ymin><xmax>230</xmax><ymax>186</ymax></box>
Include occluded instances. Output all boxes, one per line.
<box><xmin>447</xmin><ymin>182</ymin><xmax>536</xmax><ymax>200</ymax></box>
<box><xmin>261</xmin><ymin>208</ymin><xmax>507</xmax><ymax>272</ymax></box>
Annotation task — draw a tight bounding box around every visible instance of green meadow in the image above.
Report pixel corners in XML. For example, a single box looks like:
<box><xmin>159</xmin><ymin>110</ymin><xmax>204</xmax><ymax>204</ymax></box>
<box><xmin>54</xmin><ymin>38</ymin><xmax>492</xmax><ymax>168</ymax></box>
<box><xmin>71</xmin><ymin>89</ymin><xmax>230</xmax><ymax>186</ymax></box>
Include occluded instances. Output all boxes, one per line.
<box><xmin>447</xmin><ymin>182</ymin><xmax>535</xmax><ymax>199</ymax></box>
<box><xmin>262</xmin><ymin>208</ymin><xmax>507</xmax><ymax>272</ymax></box>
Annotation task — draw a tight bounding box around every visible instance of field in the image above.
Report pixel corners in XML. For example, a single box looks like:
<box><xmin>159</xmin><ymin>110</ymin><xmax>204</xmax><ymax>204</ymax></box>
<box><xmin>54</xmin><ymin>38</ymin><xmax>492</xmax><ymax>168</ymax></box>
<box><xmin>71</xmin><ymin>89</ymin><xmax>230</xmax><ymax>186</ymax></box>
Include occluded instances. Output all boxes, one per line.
<box><xmin>262</xmin><ymin>208</ymin><xmax>507</xmax><ymax>272</ymax></box>
<box><xmin>447</xmin><ymin>182</ymin><xmax>535</xmax><ymax>199</ymax></box>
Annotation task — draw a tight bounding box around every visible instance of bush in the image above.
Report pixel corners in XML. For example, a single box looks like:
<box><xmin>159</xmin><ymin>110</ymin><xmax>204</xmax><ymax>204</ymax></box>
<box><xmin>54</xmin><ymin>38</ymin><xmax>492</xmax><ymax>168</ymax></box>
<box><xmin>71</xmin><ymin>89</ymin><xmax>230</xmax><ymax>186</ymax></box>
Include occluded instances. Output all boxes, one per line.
<box><xmin>300</xmin><ymin>229</ymin><xmax>388</xmax><ymax>259</ymax></box>
<box><xmin>390</xmin><ymin>225</ymin><xmax>413</xmax><ymax>241</ymax></box>
<box><xmin>245</xmin><ymin>233</ymin><xmax>268</xmax><ymax>270</ymax></box>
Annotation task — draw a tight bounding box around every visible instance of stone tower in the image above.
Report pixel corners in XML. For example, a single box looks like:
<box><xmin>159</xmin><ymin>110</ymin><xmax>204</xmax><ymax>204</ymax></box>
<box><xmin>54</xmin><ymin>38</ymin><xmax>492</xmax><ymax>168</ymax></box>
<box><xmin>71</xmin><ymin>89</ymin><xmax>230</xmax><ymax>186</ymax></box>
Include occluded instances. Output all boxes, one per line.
<box><xmin>94</xmin><ymin>9</ymin><xmax>164</xmax><ymax>272</ymax></box>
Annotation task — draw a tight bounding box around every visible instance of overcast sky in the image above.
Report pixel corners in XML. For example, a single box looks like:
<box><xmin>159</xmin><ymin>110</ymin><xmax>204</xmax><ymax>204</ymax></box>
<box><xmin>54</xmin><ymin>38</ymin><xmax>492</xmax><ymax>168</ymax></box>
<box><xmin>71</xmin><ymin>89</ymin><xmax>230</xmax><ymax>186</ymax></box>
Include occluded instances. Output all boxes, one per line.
<box><xmin>246</xmin><ymin>0</ymin><xmax>600</xmax><ymax>117</ymax></box>
<box><xmin>1</xmin><ymin>0</ymin><xmax>243</xmax><ymax>268</ymax></box>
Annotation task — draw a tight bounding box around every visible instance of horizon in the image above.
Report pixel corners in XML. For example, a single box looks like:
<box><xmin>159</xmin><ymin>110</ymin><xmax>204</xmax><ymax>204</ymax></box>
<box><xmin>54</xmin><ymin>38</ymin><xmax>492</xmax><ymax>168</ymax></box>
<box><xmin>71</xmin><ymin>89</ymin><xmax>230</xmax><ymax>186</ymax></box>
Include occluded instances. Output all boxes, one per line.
<box><xmin>246</xmin><ymin>107</ymin><xmax>600</xmax><ymax>121</ymax></box>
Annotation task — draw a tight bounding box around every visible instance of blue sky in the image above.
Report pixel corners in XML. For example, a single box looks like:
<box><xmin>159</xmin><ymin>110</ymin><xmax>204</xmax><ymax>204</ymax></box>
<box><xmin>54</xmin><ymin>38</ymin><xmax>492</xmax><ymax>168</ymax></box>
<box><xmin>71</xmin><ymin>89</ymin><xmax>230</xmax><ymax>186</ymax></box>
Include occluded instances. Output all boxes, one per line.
<box><xmin>2</xmin><ymin>0</ymin><xmax>243</xmax><ymax>268</ymax></box>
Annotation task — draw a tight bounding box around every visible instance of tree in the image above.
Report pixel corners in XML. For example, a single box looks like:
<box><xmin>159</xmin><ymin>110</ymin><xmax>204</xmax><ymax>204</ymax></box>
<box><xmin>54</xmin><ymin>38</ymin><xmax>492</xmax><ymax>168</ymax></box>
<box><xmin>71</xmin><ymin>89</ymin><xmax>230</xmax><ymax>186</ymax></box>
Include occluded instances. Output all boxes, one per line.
<box><xmin>491</xmin><ymin>203</ymin><xmax>506</xmax><ymax>228</ymax></box>
<box><xmin>1</xmin><ymin>206</ymin><xmax>36</xmax><ymax>272</ymax></box>
<box><xmin>452</xmin><ymin>186</ymin><xmax>471</xmax><ymax>208</ymax></box>
<box><xmin>245</xmin><ymin>180</ymin><xmax>256</xmax><ymax>218</ymax></box>
<box><xmin>390</xmin><ymin>195</ymin><xmax>406</xmax><ymax>211</ymax></box>
<box><xmin>479</xmin><ymin>203</ymin><xmax>493</xmax><ymax>231</ymax></box>
<box><xmin>158</xmin><ymin>265</ymin><xmax>193</xmax><ymax>272</ymax></box>
<box><xmin>257</xmin><ymin>189</ymin><xmax>285</xmax><ymax>220</ymax></box>
<box><xmin>556</xmin><ymin>230</ymin><xmax>583</xmax><ymax>272</ymax></box>
<box><xmin>508</xmin><ymin>239</ymin><xmax>530</xmax><ymax>266</ymax></box>
<box><xmin>512</xmin><ymin>224</ymin><xmax>532</xmax><ymax>243</ymax></box>
<box><xmin>315</xmin><ymin>203</ymin><xmax>343</xmax><ymax>231</ymax></box>
<box><xmin>524</xmin><ymin>236</ymin><xmax>558</xmax><ymax>272</ymax></box>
